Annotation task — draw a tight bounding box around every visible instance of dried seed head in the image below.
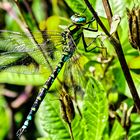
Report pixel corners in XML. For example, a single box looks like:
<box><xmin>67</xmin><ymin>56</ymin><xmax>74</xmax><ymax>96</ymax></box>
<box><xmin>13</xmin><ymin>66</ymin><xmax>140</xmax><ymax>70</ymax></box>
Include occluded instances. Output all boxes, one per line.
<box><xmin>59</xmin><ymin>88</ymin><xmax>75</xmax><ymax>123</ymax></box>
<box><xmin>127</xmin><ymin>6</ymin><xmax>140</xmax><ymax>50</ymax></box>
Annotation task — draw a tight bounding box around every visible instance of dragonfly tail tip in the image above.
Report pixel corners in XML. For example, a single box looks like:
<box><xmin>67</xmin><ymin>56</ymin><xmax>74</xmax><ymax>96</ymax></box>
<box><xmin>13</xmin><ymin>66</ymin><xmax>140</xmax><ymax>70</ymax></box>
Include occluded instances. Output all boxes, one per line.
<box><xmin>16</xmin><ymin>127</ymin><xmax>26</xmax><ymax>138</ymax></box>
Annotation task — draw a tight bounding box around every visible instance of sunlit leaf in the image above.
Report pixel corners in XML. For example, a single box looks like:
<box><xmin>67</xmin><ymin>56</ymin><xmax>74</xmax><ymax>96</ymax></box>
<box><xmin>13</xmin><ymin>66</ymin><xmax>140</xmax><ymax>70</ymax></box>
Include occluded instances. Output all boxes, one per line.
<box><xmin>65</xmin><ymin>0</ymin><xmax>92</xmax><ymax>18</ymax></box>
<box><xmin>129</xmin><ymin>56</ymin><xmax>140</xmax><ymax>69</ymax></box>
<box><xmin>39</xmin><ymin>93</ymin><xmax>72</xmax><ymax>140</ymax></box>
<box><xmin>0</xmin><ymin>96</ymin><xmax>10</xmax><ymax>140</ymax></box>
<box><xmin>112</xmin><ymin>67</ymin><xmax>126</xmax><ymax>94</ymax></box>
<box><xmin>82</xmin><ymin>77</ymin><xmax>108</xmax><ymax>140</ymax></box>
<box><xmin>128</xmin><ymin>113</ymin><xmax>140</xmax><ymax>139</ymax></box>
<box><xmin>110</xmin><ymin>119</ymin><xmax>126</xmax><ymax>140</ymax></box>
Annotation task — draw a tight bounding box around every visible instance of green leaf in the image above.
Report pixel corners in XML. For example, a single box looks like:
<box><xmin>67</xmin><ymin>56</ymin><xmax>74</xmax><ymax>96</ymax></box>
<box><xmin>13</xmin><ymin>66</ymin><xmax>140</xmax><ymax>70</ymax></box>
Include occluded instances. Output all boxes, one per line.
<box><xmin>110</xmin><ymin>119</ymin><xmax>126</xmax><ymax>140</ymax></box>
<box><xmin>123</xmin><ymin>72</ymin><xmax>140</xmax><ymax>98</ymax></box>
<box><xmin>0</xmin><ymin>70</ymin><xmax>48</xmax><ymax>85</ymax></box>
<box><xmin>129</xmin><ymin>56</ymin><xmax>140</xmax><ymax>69</ymax></box>
<box><xmin>32</xmin><ymin>0</ymin><xmax>46</xmax><ymax>22</ymax></box>
<box><xmin>37</xmin><ymin>138</ymin><xmax>51</xmax><ymax>140</ymax></box>
<box><xmin>71</xmin><ymin>115</ymin><xmax>84</xmax><ymax>140</ymax></box>
<box><xmin>0</xmin><ymin>96</ymin><xmax>10</xmax><ymax>140</ymax></box>
<box><xmin>89</xmin><ymin>0</ymin><xmax>106</xmax><ymax>18</ymax></box>
<box><xmin>39</xmin><ymin>93</ymin><xmax>71</xmax><ymax>140</ymax></box>
<box><xmin>65</xmin><ymin>0</ymin><xmax>85</xmax><ymax>12</ymax></box>
<box><xmin>112</xmin><ymin>67</ymin><xmax>126</xmax><ymax>94</ymax></box>
<box><xmin>128</xmin><ymin>114</ymin><xmax>140</xmax><ymax>140</ymax></box>
<box><xmin>82</xmin><ymin>77</ymin><xmax>108</xmax><ymax>140</ymax></box>
<box><xmin>102</xmin><ymin>122</ymin><xmax>109</xmax><ymax>140</ymax></box>
<box><xmin>64</xmin><ymin>0</ymin><xmax>92</xmax><ymax>18</ymax></box>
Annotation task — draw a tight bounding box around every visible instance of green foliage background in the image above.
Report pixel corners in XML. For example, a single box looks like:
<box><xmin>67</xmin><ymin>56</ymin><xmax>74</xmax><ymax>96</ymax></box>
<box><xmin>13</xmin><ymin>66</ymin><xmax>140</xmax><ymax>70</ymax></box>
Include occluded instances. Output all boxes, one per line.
<box><xmin>0</xmin><ymin>0</ymin><xmax>140</xmax><ymax>140</ymax></box>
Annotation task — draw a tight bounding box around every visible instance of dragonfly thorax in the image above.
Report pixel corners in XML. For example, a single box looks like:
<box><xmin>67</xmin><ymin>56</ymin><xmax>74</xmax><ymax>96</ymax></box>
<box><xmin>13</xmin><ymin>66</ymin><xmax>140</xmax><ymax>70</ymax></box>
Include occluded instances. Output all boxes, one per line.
<box><xmin>71</xmin><ymin>13</ymin><xmax>86</xmax><ymax>25</ymax></box>
<box><xmin>61</xmin><ymin>32</ymin><xmax>68</xmax><ymax>45</ymax></box>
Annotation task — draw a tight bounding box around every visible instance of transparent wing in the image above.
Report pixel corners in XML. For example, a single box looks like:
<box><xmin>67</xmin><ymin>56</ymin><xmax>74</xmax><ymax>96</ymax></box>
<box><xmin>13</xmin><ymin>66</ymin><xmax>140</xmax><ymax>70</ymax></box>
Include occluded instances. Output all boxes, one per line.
<box><xmin>63</xmin><ymin>52</ymin><xmax>88</xmax><ymax>95</ymax></box>
<box><xmin>0</xmin><ymin>30</ymin><xmax>65</xmax><ymax>74</ymax></box>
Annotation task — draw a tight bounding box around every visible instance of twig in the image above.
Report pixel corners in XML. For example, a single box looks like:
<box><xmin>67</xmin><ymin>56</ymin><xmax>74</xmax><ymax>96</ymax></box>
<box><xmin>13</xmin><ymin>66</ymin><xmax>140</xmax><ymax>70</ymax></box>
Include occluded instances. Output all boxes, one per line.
<box><xmin>102</xmin><ymin>0</ymin><xmax>120</xmax><ymax>44</ymax></box>
<box><xmin>11</xmin><ymin>85</ymin><xmax>33</xmax><ymax>109</ymax></box>
<box><xmin>84</xmin><ymin>0</ymin><xmax>140</xmax><ymax>113</ymax></box>
<box><xmin>102</xmin><ymin>0</ymin><xmax>112</xmax><ymax>26</ymax></box>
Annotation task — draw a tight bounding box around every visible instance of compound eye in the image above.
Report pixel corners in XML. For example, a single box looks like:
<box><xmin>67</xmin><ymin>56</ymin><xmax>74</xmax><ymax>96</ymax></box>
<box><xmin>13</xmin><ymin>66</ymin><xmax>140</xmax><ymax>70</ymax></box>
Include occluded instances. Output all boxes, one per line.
<box><xmin>71</xmin><ymin>14</ymin><xmax>86</xmax><ymax>25</ymax></box>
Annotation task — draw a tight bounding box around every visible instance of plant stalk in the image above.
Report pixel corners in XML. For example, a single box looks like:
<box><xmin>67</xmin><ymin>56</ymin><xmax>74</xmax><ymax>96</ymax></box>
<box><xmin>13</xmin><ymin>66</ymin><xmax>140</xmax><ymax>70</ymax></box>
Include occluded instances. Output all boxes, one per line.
<box><xmin>102</xmin><ymin>0</ymin><xmax>113</xmax><ymax>26</ymax></box>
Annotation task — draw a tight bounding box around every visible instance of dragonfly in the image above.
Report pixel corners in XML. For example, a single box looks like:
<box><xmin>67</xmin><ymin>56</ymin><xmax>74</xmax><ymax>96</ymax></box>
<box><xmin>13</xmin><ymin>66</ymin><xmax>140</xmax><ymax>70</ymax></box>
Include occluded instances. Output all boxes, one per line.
<box><xmin>0</xmin><ymin>13</ymin><xmax>99</xmax><ymax>137</ymax></box>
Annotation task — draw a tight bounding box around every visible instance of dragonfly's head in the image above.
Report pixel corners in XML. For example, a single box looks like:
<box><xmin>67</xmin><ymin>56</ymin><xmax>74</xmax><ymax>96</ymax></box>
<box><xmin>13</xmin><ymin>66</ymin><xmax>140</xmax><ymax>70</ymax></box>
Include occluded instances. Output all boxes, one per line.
<box><xmin>70</xmin><ymin>13</ymin><xmax>87</xmax><ymax>25</ymax></box>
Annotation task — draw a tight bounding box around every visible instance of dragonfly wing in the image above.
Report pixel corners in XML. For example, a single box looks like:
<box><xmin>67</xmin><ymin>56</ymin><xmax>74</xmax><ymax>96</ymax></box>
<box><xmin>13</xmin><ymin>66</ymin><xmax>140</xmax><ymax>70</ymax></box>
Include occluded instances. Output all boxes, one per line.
<box><xmin>0</xmin><ymin>30</ymin><xmax>64</xmax><ymax>74</ymax></box>
<box><xmin>63</xmin><ymin>52</ymin><xmax>88</xmax><ymax>97</ymax></box>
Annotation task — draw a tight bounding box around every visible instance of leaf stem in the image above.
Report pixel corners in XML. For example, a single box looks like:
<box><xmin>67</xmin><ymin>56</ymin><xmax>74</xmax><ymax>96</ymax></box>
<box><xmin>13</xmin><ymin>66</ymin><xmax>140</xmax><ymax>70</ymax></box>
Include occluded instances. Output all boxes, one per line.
<box><xmin>102</xmin><ymin>0</ymin><xmax>113</xmax><ymax>26</ymax></box>
<box><xmin>84</xmin><ymin>0</ymin><xmax>140</xmax><ymax>113</ymax></box>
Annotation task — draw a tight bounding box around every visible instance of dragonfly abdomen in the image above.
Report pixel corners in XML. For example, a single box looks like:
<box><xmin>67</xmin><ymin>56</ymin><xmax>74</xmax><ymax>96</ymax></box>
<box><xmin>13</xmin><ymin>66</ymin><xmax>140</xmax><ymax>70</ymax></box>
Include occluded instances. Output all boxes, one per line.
<box><xmin>16</xmin><ymin>34</ymin><xmax>76</xmax><ymax>137</ymax></box>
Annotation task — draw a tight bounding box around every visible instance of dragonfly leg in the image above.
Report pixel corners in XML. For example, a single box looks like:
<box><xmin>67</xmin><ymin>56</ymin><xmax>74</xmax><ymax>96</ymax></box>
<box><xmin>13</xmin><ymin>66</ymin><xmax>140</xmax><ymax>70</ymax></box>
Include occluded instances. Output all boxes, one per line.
<box><xmin>82</xmin><ymin>19</ymin><xmax>99</xmax><ymax>52</ymax></box>
<box><xmin>82</xmin><ymin>32</ymin><xmax>99</xmax><ymax>52</ymax></box>
<box><xmin>83</xmin><ymin>17</ymin><xmax>98</xmax><ymax>32</ymax></box>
